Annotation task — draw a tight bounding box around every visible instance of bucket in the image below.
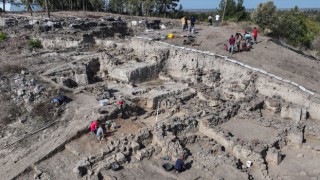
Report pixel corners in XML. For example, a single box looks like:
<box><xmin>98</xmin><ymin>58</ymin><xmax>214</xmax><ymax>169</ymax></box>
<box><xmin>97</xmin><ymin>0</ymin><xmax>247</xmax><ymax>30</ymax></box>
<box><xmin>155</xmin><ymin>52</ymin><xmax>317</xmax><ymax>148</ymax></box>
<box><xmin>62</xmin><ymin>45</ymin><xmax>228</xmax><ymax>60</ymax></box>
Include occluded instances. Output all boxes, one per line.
<box><xmin>168</xmin><ymin>34</ymin><xmax>174</xmax><ymax>39</ymax></box>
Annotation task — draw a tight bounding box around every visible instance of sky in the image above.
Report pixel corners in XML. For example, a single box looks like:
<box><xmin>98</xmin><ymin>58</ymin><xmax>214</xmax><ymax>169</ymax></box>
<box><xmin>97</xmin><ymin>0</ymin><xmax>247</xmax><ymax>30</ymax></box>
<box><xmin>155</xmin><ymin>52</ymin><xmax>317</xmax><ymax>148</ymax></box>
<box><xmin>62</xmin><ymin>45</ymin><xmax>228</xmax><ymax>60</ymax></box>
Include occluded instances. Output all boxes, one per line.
<box><xmin>180</xmin><ymin>0</ymin><xmax>320</xmax><ymax>9</ymax></box>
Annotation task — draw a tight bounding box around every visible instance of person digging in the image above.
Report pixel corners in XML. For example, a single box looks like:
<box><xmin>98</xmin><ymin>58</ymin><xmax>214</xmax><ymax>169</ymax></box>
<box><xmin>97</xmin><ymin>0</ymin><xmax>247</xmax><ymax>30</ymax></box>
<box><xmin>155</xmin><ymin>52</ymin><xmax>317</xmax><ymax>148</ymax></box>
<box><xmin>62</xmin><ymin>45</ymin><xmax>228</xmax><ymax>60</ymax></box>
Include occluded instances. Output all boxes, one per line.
<box><xmin>175</xmin><ymin>156</ymin><xmax>186</xmax><ymax>173</ymax></box>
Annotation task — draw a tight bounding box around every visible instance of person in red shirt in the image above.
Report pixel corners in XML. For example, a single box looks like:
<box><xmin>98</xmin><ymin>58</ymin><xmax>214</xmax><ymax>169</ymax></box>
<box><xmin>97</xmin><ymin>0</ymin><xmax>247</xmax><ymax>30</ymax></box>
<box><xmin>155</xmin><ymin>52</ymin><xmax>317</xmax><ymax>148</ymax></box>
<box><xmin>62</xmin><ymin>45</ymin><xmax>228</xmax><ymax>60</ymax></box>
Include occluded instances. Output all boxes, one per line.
<box><xmin>229</xmin><ymin>35</ymin><xmax>236</xmax><ymax>54</ymax></box>
<box><xmin>90</xmin><ymin>120</ymin><xmax>98</xmax><ymax>134</ymax></box>
<box><xmin>253</xmin><ymin>27</ymin><xmax>258</xmax><ymax>43</ymax></box>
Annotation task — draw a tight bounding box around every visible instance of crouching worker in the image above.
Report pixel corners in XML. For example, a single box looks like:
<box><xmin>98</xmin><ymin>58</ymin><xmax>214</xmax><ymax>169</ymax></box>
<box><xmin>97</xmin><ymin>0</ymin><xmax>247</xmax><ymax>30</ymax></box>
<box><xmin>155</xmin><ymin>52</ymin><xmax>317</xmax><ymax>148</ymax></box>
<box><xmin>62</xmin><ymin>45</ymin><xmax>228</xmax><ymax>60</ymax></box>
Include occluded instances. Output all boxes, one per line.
<box><xmin>90</xmin><ymin>120</ymin><xmax>98</xmax><ymax>135</ymax></box>
<box><xmin>52</xmin><ymin>95</ymin><xmax>67</xmax><ymax>107</ymax></box>
<box><xmin>175</xmin><ymin>156</ymin><xmax>185</xmax><ymax>173</ymax></box>
<box><xmin>97</xmin><ymin>124</ymin><xmax>107</xmax><ymax>142</ymax></box>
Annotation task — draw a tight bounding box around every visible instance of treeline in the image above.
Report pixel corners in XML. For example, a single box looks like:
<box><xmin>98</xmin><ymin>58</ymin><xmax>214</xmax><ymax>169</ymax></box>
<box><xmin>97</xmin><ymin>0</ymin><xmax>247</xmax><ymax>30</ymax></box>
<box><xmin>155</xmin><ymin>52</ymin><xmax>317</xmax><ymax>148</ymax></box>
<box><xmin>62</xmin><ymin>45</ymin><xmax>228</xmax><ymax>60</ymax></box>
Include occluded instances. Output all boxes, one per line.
<box><xmin>33</xmin><ymin>0</ymin><xmax>182</xmax><ymax>17</ymax></box>
<box><xmin>107</xmin><ymin>0</ymin><xmax>181</xmax><ymax>17</ymax></box>
<box><xmin>26</xmin><ymin>0</ymin><xmax>320</xmax><ymax>51</ymax></box>
<box><xmin>30</xmin><ymin>0</ymin><xmax>105</xmax><ymax>11</ymax></box>
<box><xmin>253</xmin><ymin>2</ymin><xmax>320</xmax><ymax>48</ymax></box>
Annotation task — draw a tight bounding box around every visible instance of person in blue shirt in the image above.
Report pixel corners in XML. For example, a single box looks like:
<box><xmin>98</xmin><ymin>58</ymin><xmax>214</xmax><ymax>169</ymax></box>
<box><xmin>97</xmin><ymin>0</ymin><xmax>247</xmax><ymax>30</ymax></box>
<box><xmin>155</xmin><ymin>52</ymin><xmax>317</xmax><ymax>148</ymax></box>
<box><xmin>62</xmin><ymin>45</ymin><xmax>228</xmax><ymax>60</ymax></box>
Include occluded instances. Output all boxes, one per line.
<box><xmin>96</xmin><ymin>124</ymin><xmax>106</xmax><ymax>141</ymax></box>
<box><xmin>190</xmin><ymin>16</ymin><xmax>196</xmax><ymax>33</ymax></box>
<box><xmin>175</xmin><ymin>156</ymin><xmax>185</xmax><ymax>172</ymax></box>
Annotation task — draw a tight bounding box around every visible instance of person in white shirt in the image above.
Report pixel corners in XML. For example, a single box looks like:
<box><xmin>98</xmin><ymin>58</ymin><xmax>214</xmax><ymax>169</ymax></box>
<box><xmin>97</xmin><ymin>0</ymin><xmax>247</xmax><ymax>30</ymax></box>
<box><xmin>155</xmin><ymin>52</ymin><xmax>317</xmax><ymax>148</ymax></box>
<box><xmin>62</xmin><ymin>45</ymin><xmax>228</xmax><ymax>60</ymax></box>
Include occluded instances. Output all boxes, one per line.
<box><xmin>215</xmin><ymin>14</ymin><xmax>220</xmax><ymax>26</ymax></box>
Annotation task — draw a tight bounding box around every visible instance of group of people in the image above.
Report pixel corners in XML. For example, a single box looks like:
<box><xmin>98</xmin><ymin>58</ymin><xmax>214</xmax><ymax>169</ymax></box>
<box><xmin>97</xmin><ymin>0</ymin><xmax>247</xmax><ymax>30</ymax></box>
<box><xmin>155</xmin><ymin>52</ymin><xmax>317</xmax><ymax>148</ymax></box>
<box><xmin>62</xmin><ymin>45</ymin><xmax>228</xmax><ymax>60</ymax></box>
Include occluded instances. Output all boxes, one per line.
<box><xmin>180</xmin><ymin>14</ymin><xmax>221</xmax><ymax>33</ymax></box>
<box><xmin>227</xmin><ymin>27</ymin><xmax>258</xmax><ymax>54</ymax></box>
<box><xmin>181</xmin><ymin>16</ymin><xmax>197</xmax><ymax>33</ymax></box>
<box><xmin>89</xmin><ymin>98</ymin><xmax>126</xmax><ymax>142</ymax></box>
<box><xmin>90</xmin><ymin>119</ymin><xmax>109</xmax><ymax>142</ymax></box>
<box><xmin>208</xmin><ymin>14</ymin><xmax>220</xmax><ymax>26</ymax></box>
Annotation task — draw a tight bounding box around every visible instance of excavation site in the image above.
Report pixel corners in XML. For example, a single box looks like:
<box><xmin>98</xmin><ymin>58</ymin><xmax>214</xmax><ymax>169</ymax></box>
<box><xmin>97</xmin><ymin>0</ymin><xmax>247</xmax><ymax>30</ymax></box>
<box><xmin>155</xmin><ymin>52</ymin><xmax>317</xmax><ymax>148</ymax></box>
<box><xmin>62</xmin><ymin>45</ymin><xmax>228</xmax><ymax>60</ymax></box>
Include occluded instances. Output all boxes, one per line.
<box><xmin>1</xmin><ymin>12</ymin><xmax>320</xmax><ymax>180</ymax></box>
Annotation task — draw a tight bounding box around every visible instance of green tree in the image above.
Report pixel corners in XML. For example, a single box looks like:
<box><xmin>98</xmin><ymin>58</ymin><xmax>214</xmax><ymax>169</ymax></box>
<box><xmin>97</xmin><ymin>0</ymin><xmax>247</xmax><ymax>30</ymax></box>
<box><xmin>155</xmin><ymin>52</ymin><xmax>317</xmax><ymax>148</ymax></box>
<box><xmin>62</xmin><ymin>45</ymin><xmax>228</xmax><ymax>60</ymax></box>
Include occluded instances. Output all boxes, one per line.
<box><xmin>153</xmin><ymin>0</ymin><xmax>179</xmax><ymax>17</ymax></box>
<box><xmin>218</xmin><ymin>0</ymin><xmax>247</xmax><ymax>22</ymax></box>
<box><xmin>252</xmin><ymin>1</ymin><xmax>278</xmax><ymax>30</ymax></box>
<box><xmin>108</xmin><ymin>0</ymin><xmax>126</xmax><ymax>13</ymax></box>
<box><xmin>235</xmin><ymin>0</ymin><xmax>248</xmax><ymax>21</ymax></box>
<box><xmin>276</xmin><ymin>7</ymin><xmax>311</xmax><ymax>47</ymax></box>
<box><xmin>88</xmin><ymin>0</ymin><xmax>104</xmax><ymax>11</ymax></box>
<box><xmin>144</xmin><ymin>0</ymin><xmax>155</xmax><ymax>16</ymax></box>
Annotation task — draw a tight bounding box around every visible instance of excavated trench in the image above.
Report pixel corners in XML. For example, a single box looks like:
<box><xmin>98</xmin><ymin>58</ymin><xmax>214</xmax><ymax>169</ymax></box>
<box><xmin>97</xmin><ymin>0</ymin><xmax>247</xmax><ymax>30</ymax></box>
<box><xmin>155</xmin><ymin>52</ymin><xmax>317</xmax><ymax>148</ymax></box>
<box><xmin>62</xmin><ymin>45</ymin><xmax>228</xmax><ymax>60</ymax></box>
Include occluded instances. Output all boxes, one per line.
<box><xmin>21</xmin><ymin>38</ymin><xmax>320</xmax><ymax>179</ymax></box>
<box><xmin>8</xmin><ymin>34</ymin><xmax>320</xmax><ymax>180</ymax></box>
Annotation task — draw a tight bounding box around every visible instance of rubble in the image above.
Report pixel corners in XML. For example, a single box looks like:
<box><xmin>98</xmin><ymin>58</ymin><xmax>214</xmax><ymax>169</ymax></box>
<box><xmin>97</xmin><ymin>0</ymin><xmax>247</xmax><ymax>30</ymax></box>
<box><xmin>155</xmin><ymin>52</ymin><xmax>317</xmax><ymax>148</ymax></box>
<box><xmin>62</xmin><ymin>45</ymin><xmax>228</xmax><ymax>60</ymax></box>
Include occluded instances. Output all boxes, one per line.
<box><xmin>1</xmin><ymin>13</ymin><xmax>320</xmax><ymax>180</ymax></box>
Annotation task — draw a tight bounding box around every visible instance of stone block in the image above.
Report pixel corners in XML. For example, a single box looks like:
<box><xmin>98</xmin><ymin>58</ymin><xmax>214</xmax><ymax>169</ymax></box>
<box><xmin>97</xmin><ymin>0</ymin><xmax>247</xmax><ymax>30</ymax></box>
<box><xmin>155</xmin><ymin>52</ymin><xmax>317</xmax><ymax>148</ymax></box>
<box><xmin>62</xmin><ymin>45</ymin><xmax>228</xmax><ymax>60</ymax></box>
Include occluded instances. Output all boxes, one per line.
<box><xmin>120</xmin><ymin>145</ymin><xmax>130</xmax><ymax>156</ymax></box>
<box><xmin>135</xmin><ymin>149</ymin><xmax>149</xmax><ymax>161</ymax></box>
<box><xmin>106</xmin><ymin>155</ymin><xmax>116</xmax><ymax>162</ymax></box>
<box><xmin>137</xmin><ymin>130</ymin><xmax>151</xmax><ymax>141</ymax></box>
<box><xmin>100</xmin><ymin>146</ymin><xmax>111</xmax><ymax>157</ymax></box>
<box><xmin>115</xmin><ymin>152</ymin><xmax>127</xmax><ymax>164</ymax></box>
<box><xmin>131</xmin><ymin>141</ymin><xmax>140</xmax><ymax>152</ymax></box>
<box><xmin>108</xmin><ymin>62</ymin><xmax>160</xmax><ymax>83</ymax></box>
<box><xmin>265</xmin><ymin>98</ymin><xmax>280</xmax><ymax>113</ymax></box>
<box><xmin>266</xmin><ymin>147</ymin><xmax>282</xmax><ymax>165</ymax></box>
<box><xmin>75</xmin><ymin>73</ymin><xmax>89</xmax><ymax>86</ymax></box>
<box><xmin>76</xmin><ymin>159</ymin><xmax>91</xmax><ymax>167</ymax></box>
<box><xmin>287</xmin><ymin>130</ymin><xmax>303</xmax><ymax>148</ymax></box>
<box><xmin>281</xmin><ymin>103</ymin><xmax>307</xmax><ymax>122</ymax></box>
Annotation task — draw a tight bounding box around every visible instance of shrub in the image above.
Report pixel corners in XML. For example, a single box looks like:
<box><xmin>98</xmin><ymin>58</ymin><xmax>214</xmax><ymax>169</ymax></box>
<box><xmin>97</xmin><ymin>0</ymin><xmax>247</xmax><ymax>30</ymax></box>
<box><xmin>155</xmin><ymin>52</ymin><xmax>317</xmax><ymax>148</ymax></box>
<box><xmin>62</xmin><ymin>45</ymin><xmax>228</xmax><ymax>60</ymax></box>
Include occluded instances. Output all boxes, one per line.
<box><xmin>27</xmin><ymin>39</ymin><xmax>43</xmax><ymax>49</ymax></box>
<box><xmin>306</xmin><ymin>19</ymin><xmax>320</xmax><ymax>41</ymax></box>
<box><xmin>0</xmin><ymin>32</ymin><xmax>7</xmax><ymax>41</ymax></box>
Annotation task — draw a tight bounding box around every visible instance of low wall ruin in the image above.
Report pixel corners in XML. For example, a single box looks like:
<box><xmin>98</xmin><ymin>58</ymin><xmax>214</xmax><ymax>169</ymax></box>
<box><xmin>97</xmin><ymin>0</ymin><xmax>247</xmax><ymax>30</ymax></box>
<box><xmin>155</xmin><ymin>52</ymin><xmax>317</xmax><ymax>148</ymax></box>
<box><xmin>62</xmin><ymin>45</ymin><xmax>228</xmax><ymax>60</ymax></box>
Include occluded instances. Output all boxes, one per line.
<box><xmin>130</xmin><ymin>37</ymin><xmax>320</xmax><ymax>121</ymax></box>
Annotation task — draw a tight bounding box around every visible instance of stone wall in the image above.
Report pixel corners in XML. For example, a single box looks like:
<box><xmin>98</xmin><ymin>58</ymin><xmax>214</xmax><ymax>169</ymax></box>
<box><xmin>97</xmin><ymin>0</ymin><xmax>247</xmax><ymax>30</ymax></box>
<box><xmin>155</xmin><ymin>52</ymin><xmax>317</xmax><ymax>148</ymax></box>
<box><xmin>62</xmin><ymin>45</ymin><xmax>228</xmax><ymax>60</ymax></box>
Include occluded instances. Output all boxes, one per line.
<box><xmin>129</xmin><ymin>37</ymin><xmax>320</xmax><ymax>121</ymax></box>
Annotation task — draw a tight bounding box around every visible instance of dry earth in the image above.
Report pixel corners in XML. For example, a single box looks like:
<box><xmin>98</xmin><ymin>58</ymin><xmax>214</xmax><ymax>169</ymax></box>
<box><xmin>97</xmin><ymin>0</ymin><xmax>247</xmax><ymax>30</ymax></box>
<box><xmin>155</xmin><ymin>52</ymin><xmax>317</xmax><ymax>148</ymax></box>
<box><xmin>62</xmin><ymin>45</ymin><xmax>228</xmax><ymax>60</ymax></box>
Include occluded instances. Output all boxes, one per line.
<box><xmin>0</xmin><ymin>11</ymin><xmax>320</xmax><ymax>180</ymax></box>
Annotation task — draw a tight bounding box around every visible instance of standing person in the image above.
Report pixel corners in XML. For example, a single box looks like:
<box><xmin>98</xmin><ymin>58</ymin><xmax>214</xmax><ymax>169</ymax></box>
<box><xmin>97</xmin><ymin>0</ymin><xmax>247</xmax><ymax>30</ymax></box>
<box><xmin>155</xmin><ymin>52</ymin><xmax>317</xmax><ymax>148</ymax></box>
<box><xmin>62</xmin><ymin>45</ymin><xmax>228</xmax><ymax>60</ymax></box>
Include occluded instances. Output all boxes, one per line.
<box><xmin>181</xmin><ymin>16</ymin><xmax>185</xmax><ymax>30</ymax></box>
<box><xmin>208</xmin><ymin>15</ymin><xmax>213</xmax><ymax>26</ymax></box>
<box><xmin>175</xmin><ymin>156</ymin><xmax>185</xmax><ymax>173</ymax></box>
<box><xmin>235</xmin><ymin>33</ymin><xmax>243</xmax><ymax>52</ymax></box>
<box><xmin>184</xmin><ymin>16</ymin><xmax>188</xmax><ymax>31</ymax></box>
<box><xmin>190</xmin><ymin>16</ymin><xmax>196</xmax><ymax>33</ymax></box>
<box><xmin>244</xmin><ymin>31</ymin><xmax>252</xmax><ymax>45</ymax></box>
<box><xmin>253</xmin><ymin>27</ymin><xmax>258</xmax><ymax>43</ymax></box>
<box><xmin>215</xmin><ymin>14</ymin><xmax>220</xmax><ymax>26</ymax></box>
<box><xmin>229</xmin><ymin>35</ymin><xmax>236</xmax><ymax>54</ymax></box>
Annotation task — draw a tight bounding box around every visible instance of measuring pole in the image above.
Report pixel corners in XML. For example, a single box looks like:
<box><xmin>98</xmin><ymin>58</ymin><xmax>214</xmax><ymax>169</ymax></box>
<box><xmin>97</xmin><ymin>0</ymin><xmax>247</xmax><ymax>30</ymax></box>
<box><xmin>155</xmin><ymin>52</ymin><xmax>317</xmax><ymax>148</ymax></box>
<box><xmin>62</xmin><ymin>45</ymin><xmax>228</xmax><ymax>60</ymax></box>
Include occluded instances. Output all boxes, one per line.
<box><xmin>156</xmin><ymin>101</ymin><xmax>160</xmax><ymax>122</ymax></box>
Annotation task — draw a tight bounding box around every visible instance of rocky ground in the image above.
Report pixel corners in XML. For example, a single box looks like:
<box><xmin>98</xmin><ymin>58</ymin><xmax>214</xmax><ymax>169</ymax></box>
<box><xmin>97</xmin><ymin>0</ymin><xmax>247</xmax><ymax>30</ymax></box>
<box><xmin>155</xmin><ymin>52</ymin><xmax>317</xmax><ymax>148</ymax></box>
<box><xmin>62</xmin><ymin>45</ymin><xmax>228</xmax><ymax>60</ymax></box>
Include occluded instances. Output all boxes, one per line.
<box><xmin>0</xmin><ymin>11</ymin><xmax>320</xmax><ymax>180</ymax></box>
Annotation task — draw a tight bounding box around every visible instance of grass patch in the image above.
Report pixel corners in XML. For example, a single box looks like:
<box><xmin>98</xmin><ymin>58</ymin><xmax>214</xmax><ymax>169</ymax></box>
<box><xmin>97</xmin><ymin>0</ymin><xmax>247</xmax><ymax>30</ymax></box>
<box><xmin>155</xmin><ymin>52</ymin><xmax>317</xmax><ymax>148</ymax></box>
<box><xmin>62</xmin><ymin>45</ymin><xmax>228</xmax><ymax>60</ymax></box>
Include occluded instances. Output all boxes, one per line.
<box><xmin>0</xmin><ymin>32</ymin><xmax>7</xmax><ymax>41</ymax></box>
<box><xmin>27</xmin><ymin>39</ymin><xmax>43</xmax><ymax>49</ymax></box>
